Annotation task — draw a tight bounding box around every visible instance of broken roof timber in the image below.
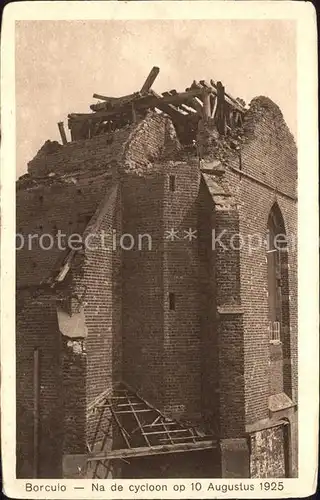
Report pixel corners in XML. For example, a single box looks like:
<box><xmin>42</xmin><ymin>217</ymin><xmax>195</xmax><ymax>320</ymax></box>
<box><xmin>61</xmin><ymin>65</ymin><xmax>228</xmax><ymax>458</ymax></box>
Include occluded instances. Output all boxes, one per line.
<box><xmin>140</xmin><ymin>66</ymin><xmax>160</xmax><ymax>93</ymax></box>
<box><xmin>90</xmin><ymin>66</ymin><xmax>159</xmax><ymax>112</ymax></box>
<box><xmin>90</xmin><ymin>92</ymin><xmax>142</xmax><ymax>111</ymax></box>
<box><xmin>87</xmin><ymin>440</ymin><xmax>217</xmax><ymax>461</ymax></box>
<box><xmin>70</xmin><ymin>85</ymin><xmax>245</xmax><ymax>125</ymax></box>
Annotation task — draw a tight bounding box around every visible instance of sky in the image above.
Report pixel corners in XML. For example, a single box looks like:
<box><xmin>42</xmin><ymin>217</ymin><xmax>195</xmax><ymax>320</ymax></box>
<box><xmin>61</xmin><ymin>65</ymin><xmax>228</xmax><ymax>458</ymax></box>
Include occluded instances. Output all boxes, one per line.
<box><xmin>15</xmin><ymin>20</ymin><xmax>296</xmax><ymax>178</ymax></box>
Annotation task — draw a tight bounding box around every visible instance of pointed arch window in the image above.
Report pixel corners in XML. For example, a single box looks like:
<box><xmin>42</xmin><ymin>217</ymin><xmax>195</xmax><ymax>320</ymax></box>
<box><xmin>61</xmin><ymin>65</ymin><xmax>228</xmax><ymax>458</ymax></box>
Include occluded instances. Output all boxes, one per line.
<box><xmin>267</xmin><ymin>204</ymin><xmax>287</xmax><ymax>343</ymax></box>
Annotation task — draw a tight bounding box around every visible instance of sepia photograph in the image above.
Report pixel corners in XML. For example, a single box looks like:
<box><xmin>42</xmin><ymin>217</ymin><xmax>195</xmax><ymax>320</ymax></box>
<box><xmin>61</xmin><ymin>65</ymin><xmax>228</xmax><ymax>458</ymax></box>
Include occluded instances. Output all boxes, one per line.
<box><xmin>1</xmin><ymin>1</ymin><xmax>318</xmax><ymax>498</ymax></box>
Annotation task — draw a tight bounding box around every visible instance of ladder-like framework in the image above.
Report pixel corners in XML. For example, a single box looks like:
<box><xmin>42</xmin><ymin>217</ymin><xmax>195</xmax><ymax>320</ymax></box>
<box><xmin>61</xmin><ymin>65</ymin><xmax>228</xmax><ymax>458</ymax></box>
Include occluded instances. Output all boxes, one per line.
<box><xmin>64</xmin><ymin>67</ymin><xmax>246</xmax><ymax>145</ymax></box>
<box><xmin>86</xmin><ymin>383</ymin><xmax>216</xmax><ymax>479</ymax></box>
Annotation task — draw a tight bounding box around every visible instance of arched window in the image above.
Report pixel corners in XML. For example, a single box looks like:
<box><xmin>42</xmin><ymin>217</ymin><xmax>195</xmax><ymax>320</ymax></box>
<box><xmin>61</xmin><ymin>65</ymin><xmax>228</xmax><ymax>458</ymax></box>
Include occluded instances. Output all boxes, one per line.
<box><xmin>266</xmin><ymin>203</ymin><xmax>293</xmax><ymax>398</ymax></box>
<box><xmin>267</xmin><ymin>204</ymin><xmax>286</xmax><ymax>343</ymax></box>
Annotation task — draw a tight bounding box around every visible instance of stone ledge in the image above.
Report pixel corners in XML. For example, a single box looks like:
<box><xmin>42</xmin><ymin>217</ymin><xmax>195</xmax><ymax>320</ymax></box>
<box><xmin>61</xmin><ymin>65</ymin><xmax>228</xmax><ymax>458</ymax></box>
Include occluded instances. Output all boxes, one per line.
<box><xmin>268</xmin><ymin>392</ymin><xmax>296</xmax><ymax>413</ymax></box>
<box><xmin>246</xmin><ymin>417</ymin><xmax>289</xmax><ymax>434</ymax></box>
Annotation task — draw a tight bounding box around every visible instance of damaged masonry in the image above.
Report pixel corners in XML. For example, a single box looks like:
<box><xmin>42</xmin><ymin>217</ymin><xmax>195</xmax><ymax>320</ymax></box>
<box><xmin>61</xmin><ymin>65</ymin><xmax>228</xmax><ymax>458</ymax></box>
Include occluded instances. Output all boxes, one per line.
<box><xmin>16</xmin><ymin>66</ymin><xmax>298</xmax><ymax>479</ymax></box>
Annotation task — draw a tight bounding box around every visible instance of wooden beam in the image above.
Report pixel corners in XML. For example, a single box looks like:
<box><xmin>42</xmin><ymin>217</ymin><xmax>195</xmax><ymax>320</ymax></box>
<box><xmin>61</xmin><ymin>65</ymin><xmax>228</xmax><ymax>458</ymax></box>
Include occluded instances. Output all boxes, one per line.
<box><xmin>140</xmin><ymin>66</ymin><xmax>160</xmax><ymax>93</ymax></box>
<box><xmin>184</xmin><ymin>97</ymin><xmax>202</xmax><ymax>115</ymax></box>
<box><xmin>160</xmin><ymin>435</ymin><xmax>198</xmax><ymax>442</ymax></box>
<box><xmin>162</xmin><ymin>421</ymin><xmax>174</xmax><ymax>445</ymax></box>
<box><xmin>236</xmin><ymin>111</ymin><xmax>243</xmax><ymax>127</ymax></box>
<box><xmin>90</xmin><ymin>405</ymin><xmax>106</xmax><ymax>450</ymax></box>
<box><xmin>190</xmin><ymin>80</ymin><xmax>202</xmax><ymax>89</ymax></box>
<box><xmin>90</xmin><ymin>102</ymin><xmax>108</xmax><ymax>111</ymax></box>
<box><xmin>93</xmin><ymin>93</ymin><xmax>109</xmax><ymax>101</ymax></box>
<box><xmin>210</xmin><ymin>95</ymin><xmax>217</xmax><ymax>119</ymax></box>
<box><xmin>180</xmin><ymin>103</ymin><xmax>197</xmax><ymax>114</ymax></box>
<box><xmin>89</xmin><ymin>80</ymin><xmax>245</xmax><ymax>116</ymax></box>
<box><xmin>225</xmin><ymin>105</ymin><xmax>233</xmax><ymax>128</ymax></box>
<box><xmin>202</xmin><ymin>91</ymin><xmax>211</xmax><ymax>119</ymax></box>
<box><xmin>210</xmin><ymin>79</ymin><xmax>245</xmax><ymax>112</ymax></box>
<box><xmin>143</xmin><ymin>421</ymin><xmax>178</xmax><ymax>428</ymax></box>
<box><xmin>151</xmin><ymin>101</ymin><xmax>187</xmax><ymax>122</ymax></box>
<box><xmin>168</xmin><ymin>90</ymin><xmax>201</xmax><ymax>105</ymax></box>
<box><xmin>87</xmin><ymin>439</ymin><xmax>217</xmax><ymax>461</ymax></box>
<box><xmin>109</xmin><ymin>401</ymin><xmax>132</xmax><ymax>449</ymax></box>
<box><xmin>72</xmin><ymin>96</ymin><xmax>166</xmax><ymax>122</ymax></box>
<box><xmin>143</xmin><ymin>429</ymin><xmax>191</xmax><ymax>436</ymax></box>
<box><xmin>92</xmin><ymin>419</ymin><xmax>112</xmax><ymax>478</ymax></box>
<box><xmin>199</xmin><ymin>80</ymin><xmax>211</xmax><ymax>89</ymax></box>
<box><xmin>126</xmin><ymin>394</ymin><xmax>151</xmax><ymax>447</ymax></box>
<box><xmin>91</xmin><ymin>92</ymin><xmax>142</xmax><ymax>111</ymax></box>
<box><xmin>79</xmin><ymin>90</ymin><xmax>203</xmax><ymax>122</ymax></box>
<box><xmin>216</xmin><ymin>81</ymin><xmax>226</xmax><ymax>135</ymax></box>
<box><xmin>72</xmin><ymin>86</ymin><xmax>244</xmax><ymax>124</ymax></box>
<box><xmin>113</xmin><ymin>409</ymin><xmax>154</xmax><ymax>414</ymax></box>
<box><xmin>57</xmin><ymin>122</ymin><xmax>67</xmax><ymax>144</ymax></box>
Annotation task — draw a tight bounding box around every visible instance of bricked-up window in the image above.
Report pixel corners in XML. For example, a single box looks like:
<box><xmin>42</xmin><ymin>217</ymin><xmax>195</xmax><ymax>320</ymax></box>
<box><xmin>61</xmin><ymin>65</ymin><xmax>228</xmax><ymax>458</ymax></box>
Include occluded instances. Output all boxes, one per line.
<box><xmin>169</xmin><ymin>293</ymin><xmax>176</xmax><ymax>311</ymax></box>
<box><xmin>169</xmin><ymin>175</ymin><xmax>176</xmax><ymax>192</ymax></box>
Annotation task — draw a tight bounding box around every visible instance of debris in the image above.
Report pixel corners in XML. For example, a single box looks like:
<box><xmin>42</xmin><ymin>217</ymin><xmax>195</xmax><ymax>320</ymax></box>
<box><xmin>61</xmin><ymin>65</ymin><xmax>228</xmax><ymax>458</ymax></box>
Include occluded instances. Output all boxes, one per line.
<box><xmin>68</xmin><ymin>67</ymin><xmax>246</xmax><ymax>144</ymax></box>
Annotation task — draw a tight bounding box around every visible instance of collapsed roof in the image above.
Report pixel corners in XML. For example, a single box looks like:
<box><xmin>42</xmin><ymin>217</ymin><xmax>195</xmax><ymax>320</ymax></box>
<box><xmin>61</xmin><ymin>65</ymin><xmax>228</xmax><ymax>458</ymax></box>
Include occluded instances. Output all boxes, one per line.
<box><xmin>65</xmin><ymin>66</ymin><xmax>246</xmax><ymax>145</ymax></box>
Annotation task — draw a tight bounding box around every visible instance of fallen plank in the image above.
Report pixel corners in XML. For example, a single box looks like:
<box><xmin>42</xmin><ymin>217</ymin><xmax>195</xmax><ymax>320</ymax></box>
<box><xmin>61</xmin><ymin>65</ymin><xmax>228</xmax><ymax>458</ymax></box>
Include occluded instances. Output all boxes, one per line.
<box><xmin>87</xmin><ymin>439</ymin><xmax>217</xmax><ymax>461</ymax></box>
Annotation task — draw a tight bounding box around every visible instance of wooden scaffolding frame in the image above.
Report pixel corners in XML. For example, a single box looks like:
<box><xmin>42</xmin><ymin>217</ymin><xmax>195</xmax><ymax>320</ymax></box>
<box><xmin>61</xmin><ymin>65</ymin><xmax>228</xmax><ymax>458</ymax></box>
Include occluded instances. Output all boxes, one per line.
<box><xmin>86</xmin><ymin>383</ymin><xmax>216</xmax><ymax>479</ymax></box>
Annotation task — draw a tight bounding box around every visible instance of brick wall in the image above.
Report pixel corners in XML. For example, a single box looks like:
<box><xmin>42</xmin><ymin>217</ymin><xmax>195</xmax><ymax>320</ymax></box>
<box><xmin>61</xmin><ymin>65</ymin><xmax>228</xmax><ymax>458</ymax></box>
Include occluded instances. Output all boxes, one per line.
<box><xmin>243</xmin><ymin>97</ymin><xmax>296</xmax><ymax>198</ymax></box>
<box><xmin>16</xmin><ymin>179</ymin><xmax>108</xmax><ymax>287</ymax></box>
<box><xmin>214</xmin><ymin>208</ymin><xmax>245</xmax><ymax>438</ymax></box>
<box><xmin>121</xmin><ymin>160</ymin><xmax>218</xmax><ymax>423</ymax></box>
<box><xmin>69</xmin><ymin>184</ymin><xmax>123</xmax><ymax>445</ymax></box>
<box><xmin>16</xmin><ymin>112</ymin><xmax>181</xmax><ymax>476</ymax></box>
<box><xmin>123</xmin><ymin>112</ymin><xmax>180</xmax><ymax>174</ymax></box>
<box><xmin>269</xmin><ymin>343</ymin><xmax>284</xmax><ymax>395</ymax></box>
<box><xmin>16</xmin><ymin>291</ymin><xmax>63</xmax><ymax>478</ymax></box>
<box><xmin>223</xmin><ymin>96</ymin><xmax>297</xmax><ymax>426</ymax></box>
<box><xmin>27</xmin><ymin>126</ymin><xmax>133</xmax><ymax>177</ymax></box>
<box><xmin>162</xmin><ymin>162</ymin><xmax>202</xmax><ymax>419</ymax></box>
<box><xmin>120</xmin><ymin>113</ymin><xmax>181</xmax><ymax>409</ymax></box>
<box><xmin>122</xmin><ymin>171</ymin><xmax>165</xmax><ymax>408</ymax></box>
<box><xmin>61</xmin><ymin>335</ymin><xmax>87</xmax><ymax>455</ymax></box>
<box><xmin>198</xmin><ymin>179</ymin><xmax>219</xmax><ymax>430</ymax></box>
